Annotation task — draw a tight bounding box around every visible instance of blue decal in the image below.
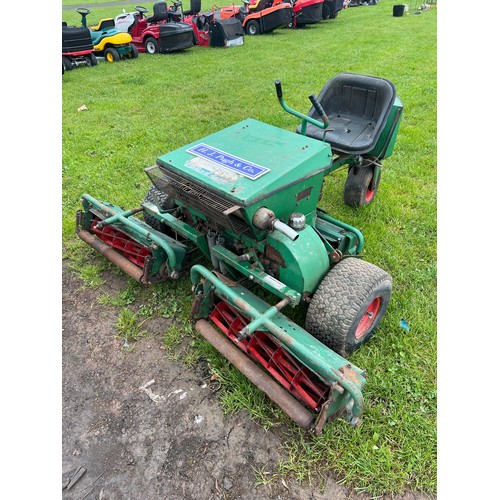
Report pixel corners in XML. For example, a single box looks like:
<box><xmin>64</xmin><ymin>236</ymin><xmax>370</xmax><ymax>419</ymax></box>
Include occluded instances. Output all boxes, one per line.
<box><xmin>186</xmin><ymin>143</ymin><xmax>269</xmax><ymax>180</ymax></box>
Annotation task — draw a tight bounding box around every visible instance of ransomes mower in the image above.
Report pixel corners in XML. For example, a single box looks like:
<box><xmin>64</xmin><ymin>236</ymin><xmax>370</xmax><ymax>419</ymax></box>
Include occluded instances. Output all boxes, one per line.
<box><xmin>76</xmin><ymin>73</ymin><xmax>403</xmax><ymax>434</ymax></box>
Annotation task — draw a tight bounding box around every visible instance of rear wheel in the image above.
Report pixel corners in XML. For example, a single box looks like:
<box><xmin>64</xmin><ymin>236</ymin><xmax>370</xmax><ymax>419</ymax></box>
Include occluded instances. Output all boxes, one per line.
<box><xmin>245</xmin><ymin>20</ymin><xmax>260</xmax><ymax>35</ymax></box>
<box><xmin>145</xmin><ymin>37</ymin><xmax>159</xmax><ymax>54</ymax></box>
<box><xmin>343</xmin><ymin>164</ymin><xmax>381</xmax><ymax>207</ymax></box>
<box><xmin>305</xmin><ymin>258</ymin><xmax>392</xmax><ymax>357</ymax></box>
<box><xmin>104</xmin><ymin>47</ymin><xmax>121</xmax><ymax>62</ymax></box>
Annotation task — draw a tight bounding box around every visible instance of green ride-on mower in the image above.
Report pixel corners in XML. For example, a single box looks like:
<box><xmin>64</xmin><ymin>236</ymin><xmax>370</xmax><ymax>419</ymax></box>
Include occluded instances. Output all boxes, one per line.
<box><xmin>76</xmin><ymin>73</ymin><xmax>403</xmax><ymax>434</ymax></box>
<box><xmin>77</xmin><ymin>8</ymin><xmax>138</xmax><ymax>62</ymax></box>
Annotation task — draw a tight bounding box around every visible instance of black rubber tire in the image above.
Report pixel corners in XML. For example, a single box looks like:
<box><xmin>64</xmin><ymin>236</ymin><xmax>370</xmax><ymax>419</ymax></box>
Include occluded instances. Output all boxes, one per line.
<box><xmin>343</xmin><ymin>164</ymin><xmax>381</xmax><ymax>207</ymax></box>
<box><xmin>142</xmin><ymin>185</ymin><xmax>175</xmax><ymax>231</ymax></box>
<box><xmin>104</xmin><ymin>47</ymin><xmax>121</xmax><ymax>62</ymax></box>
<box><xmin>129</xmin><ymin>44</ymin><xmax>139</xmax><ymax>59</ymax></box>
<box><xmin>86</xmin><ymin>53</ymin><xmax>98</xmax><ymax>66</ymax></box>
<box><xmin>62</xmin><ymin>56</ymin><xmax>72</xmax><ymax>72</ymax></box>
<box><xmin>145</xmin><ymin>37</ymin><xmax>159</xmax><ymax>54</ymax></box>
<box><xmin>245</xmin><ymin>20</ymin><xmax>260</xmax><ymax>35</ymax></box>
<box><xmin>305</xmin><ymin>258</ymin><xmax>392</xmax><ymax>357</ymax></box>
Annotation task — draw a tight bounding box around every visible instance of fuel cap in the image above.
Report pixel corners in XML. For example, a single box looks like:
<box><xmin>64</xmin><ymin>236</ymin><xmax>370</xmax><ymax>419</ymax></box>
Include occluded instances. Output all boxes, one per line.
<box><xmin>288</xmin><ymin>212</ymin><xmax>306</xmax><ymax>231</ymax></box>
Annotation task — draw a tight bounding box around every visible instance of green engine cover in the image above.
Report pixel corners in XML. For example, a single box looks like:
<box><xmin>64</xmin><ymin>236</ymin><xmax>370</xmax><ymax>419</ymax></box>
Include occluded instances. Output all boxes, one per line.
<box><xmin>155</xmin><ymin>118</ymin><xmax>332</xmax><ymax>222</ymax></box>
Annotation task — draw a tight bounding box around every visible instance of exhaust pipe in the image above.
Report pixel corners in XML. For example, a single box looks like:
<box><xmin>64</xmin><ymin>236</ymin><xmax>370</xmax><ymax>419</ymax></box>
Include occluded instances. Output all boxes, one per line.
<box><xmin>195</xmin><ymin>319</ymin><xmax>314</xmax><ymax>430</ymax></box>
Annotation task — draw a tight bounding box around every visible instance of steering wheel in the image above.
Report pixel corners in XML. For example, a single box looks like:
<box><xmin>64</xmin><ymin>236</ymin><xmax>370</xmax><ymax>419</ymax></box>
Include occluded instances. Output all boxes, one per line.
<box><xmin>135</xmin><ymin>6</ymin><xmax>149</xmax><ymax>13</ymax></box>
<box><xmin>76</xmin><ymin>8</ymin><xmax>91</xmax><ymax>15</ymax></box>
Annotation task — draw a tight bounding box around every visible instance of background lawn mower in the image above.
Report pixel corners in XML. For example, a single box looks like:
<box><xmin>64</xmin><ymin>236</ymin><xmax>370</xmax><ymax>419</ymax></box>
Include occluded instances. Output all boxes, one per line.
<box><xmin>114</xmin><ymin>1</ymin><xmax>194</xmax><ymax>54</ymax></box>
<box><xmin>62</xmin><ymin>17</ymin><xmax>97</xmax><ymax>71</ymax></box>
<box><xmin>77</xmin><ymin>8</ymin><xmax>138</xmax><ymax>62</ymax></box>
<box><xmin>76</xmin><ymin>73</ymin><xmax>403</xmax><ymax>435</ymax></box>
<box><xmin>216</xmin><ymin>0</ymin><xmax>293</xmax><ymax>36</ymax></box>
<box><xmin>181</xmin><ymin>0</ymin><xmax>245</xmax><ymax>47</ymax></box>
<box><xmin>291</xmin><ymin>0</ymin><xmax>324</xmax><ymax>28</ymax></box>
<box><xmin>322</xmin><ymin>0</ymin><xmax>345</xmax><ymax>19</ymax></box>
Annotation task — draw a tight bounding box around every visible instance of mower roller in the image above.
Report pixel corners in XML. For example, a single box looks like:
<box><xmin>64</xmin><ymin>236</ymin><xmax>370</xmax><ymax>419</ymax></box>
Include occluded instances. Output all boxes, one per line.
<box><xmin>76</xmin><ymin>73</ymin><xmax>403</xmax><ymax>434</ymax></box>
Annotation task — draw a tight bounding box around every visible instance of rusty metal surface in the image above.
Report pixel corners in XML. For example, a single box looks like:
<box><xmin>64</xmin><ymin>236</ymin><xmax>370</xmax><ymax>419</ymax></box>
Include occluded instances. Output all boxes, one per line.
<box><xmin>77</xmin><ymin>228</ymin><xmax>145</xmax><ymax>283</ymax></box>
<box><xmin>195</xmin><ymin>319</ymin><xmax>314</xmax><ymax>431</ymax></box>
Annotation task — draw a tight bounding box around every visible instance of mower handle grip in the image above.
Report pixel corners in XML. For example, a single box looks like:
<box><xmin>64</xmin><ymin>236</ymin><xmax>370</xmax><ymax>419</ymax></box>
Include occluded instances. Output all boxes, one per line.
<box><xmin>275</xmin><ymin>80</ymin><xmax>283</xmax><ymax>100</ymax></box>
<box><xmin>308</xmin><ymin>94</ymin><xmax>327</xmax><ymax>121</ymax></box>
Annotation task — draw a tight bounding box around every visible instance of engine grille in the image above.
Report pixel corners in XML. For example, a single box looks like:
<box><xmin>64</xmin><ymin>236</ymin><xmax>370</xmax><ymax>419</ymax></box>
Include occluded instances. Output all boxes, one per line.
<box><xmin>146</xmin><ymin>165</ymin><xmax>249</xmax><ymax>234</ymax></box>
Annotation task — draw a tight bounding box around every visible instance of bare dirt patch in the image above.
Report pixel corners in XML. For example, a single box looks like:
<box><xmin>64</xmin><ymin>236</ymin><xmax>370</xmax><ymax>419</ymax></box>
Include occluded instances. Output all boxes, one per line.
<box><xmin>62</xmin><ymin>265</ymin><xmax>432</xmax><ymax>500</ymax></box>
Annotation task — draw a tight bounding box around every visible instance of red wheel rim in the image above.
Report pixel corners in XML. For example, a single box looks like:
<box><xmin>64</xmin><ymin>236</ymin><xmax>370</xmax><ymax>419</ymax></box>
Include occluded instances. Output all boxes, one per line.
<box><xmin>355</xmin><ymin>297</ymin><xmax>382</xmax><ymax>340</ymax></box>
<box><xmin>365</xmin><ymin>177</ymin><xmax>376</xmax><ymax>203</ymax></box>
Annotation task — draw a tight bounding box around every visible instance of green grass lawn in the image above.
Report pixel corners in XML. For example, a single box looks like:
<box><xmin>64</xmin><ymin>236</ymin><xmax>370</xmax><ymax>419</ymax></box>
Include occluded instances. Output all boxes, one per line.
<box><xmin>63</xmin><ymin>1</ymin><xmax>437</xmax><ymax>496</ymax></box>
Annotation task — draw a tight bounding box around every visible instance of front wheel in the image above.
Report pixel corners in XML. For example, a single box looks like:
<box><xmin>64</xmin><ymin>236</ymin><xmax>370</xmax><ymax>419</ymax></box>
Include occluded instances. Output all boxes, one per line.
<box><xmin>86</xmin><ymin>53</ymin><xmax>98</xmax><ymax>66</ymax></box>
<box><xmin>245</xmin><ymin>20</ymin><xmax>260</xmax><ymax>35</ymax></box>
<box><xmin>145</xmin><ymin>37</ymin><xmax>159</xmax><ymax>54</ymax></box>
<box><xmin>104</xmin><ymin>47</ymin><xmax>121</xmax><ymax>62</ymax></box>
<box><xmin>129</xmin><ymin>44</ymin><xmax>139</xmax><ymax>59</ymax></box>
<box><xmin>62</xmin><ymin>56</ymin><xmax>72</xmax><ymax>72</ymax></box>
<box><xmin>305</xmin><ymin>258</ymin><xmax>392</xmax><ymax>357</ymax></box>
<box><xmin>343</xmin><ymin>163</ymin><xmax>381</xmax><ymax>207</ymax></box>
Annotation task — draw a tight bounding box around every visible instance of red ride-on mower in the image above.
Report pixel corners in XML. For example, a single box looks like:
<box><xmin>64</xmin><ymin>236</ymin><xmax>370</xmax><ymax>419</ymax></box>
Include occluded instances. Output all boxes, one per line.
<box><xmin>62</xmin><ymin>19</ymin><xmax>97</xmax><ymax>71</ymax></box>
<box><xmin>182</xmin><ymin>0</ymin><xmax>245</xmax><ymax>47</ymax></box>
<box><xmin>291</xmin><ymin>0</ymin><xmax>324</xmax><ymax>27</ymax></box>
<box><xmin>114</xmin><ymin>1</ymin><xmax>194</xmax><ymax>54</ymax></box>
<box><xmin>217</xmin><ymin>0</ymin><xmax>293</xmax><ymax>36</ymax></box>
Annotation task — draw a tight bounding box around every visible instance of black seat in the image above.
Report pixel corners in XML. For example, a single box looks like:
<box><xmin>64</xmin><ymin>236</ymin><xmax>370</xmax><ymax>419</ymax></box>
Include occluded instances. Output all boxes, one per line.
<box><xmin>97</xmin><ymin>19</ymin><xmax>115</xmax><ymax>30</ymax></box>
<box><xmin>299</xmin><ymin>73</ymin><xmax>396</xmax><ymax>155</ymax></box>
<box><xmin>147</xmin><ymin>1</ymin><xmax>169</xmax><ymax>23</ymax></box>
<box><xmin>184</xmin><ymin>0</ymin><xmax>201</xmax><ymax>16</ymax></box>
<box><xmin>249</xmin><ymin>0</ymin><xmax>273</xmax><ymax>12</ymax></box>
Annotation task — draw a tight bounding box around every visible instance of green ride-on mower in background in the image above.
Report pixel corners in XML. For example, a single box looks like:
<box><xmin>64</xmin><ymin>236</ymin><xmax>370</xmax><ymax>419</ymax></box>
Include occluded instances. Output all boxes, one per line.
<box><xmin>76</xmin><ymin>73</ymin><xmax>403</xmax><ymax>434</ymax></box>
<box><xmin>77</xmin><ymin>8</ymin><xmax>138</xmax><ymax>62</ymax></box>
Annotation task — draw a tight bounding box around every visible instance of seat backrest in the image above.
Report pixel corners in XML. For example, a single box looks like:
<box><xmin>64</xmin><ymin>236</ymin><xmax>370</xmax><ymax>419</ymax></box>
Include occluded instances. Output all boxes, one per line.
<box><xmin>147</xmin><ymin>1</ymin><xmax>169</xmax><ymax>23</ymax></box>
<box><xmin>96</xmin><ymin>18</ymin><xmax>115</xmax><ymax>31</ymax></box>
<box><xmin>249</xmin><ymin>0</ymin><xmax>273</xmax><ymax>12</ymax></box>
<box><xmin>312</xmin><ymin>73</ymin><xmax>396</xmax><ymax>125</ymax></box>
<box><xmin>184</xmin><ymin>0</ymin><xmax>202</xmax><ymax>16</ymax></box>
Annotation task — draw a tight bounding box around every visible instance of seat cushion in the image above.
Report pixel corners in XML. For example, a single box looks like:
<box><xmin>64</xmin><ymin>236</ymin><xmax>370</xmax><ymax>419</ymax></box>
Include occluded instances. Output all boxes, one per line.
<box><xmin>299</xmin><ymin>73</ymin><xmax>396</xmax><ymax>154</ymax></box>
